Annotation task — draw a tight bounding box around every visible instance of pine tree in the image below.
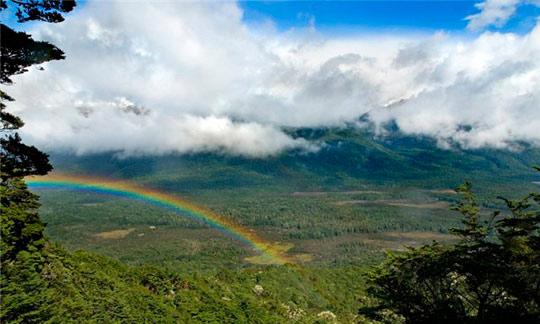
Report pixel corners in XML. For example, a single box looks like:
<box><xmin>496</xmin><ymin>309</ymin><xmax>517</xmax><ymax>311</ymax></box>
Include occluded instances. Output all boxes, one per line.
<box><xmin>360</xmin><ymin>171</ymin><xmax>540</xmax><ymax>323</ymax></box>
<box><xmin>1</xmin><ymin>0</ymin><xmax>75</xmax><ymax>261</ymax></box>
<box><xmin>1</xmin><ymin>1</ymin><xmax>75</xmax><ymax>321</ymax></box>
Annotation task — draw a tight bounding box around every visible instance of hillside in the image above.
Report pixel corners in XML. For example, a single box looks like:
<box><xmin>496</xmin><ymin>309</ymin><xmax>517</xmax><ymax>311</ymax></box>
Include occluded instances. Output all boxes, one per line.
<box><xmin>2</xmin><ymin>243</ymin><xmax>368</xmax><ymax>323</ymax></box>
<box><xmin>49</xmin><ymin>127</ymin><xmax>540</xmax><ymax>195</ymax></box>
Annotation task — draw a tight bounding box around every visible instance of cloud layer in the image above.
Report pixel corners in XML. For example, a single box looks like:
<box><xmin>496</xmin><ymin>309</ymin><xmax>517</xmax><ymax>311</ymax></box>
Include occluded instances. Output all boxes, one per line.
<box><xmin>4</xmin><ymin>0</ymin><xmax>540</xmax><ymax>156</ymax></box>
<box><xmin>466</xmin><ymin>0</ymin><xmax>540</xmax><ymax>31</ymax></box>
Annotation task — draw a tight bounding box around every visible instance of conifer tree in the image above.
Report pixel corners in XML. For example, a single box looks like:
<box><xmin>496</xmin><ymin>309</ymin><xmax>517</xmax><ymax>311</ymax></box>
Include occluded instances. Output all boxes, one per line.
<box><xmin>360</xmin><ymin>170</ymin><xmax>540</xmax><ymax>323</ymax></box>
<box><xmin>1</xmin><ymin>0</ymin><xmax>74</xmax><ymax>261</ymax></box>
<box><xmin>1</xmin><ymin>1</ymin><xmax>75</xmax><ymax>321</ymax></box>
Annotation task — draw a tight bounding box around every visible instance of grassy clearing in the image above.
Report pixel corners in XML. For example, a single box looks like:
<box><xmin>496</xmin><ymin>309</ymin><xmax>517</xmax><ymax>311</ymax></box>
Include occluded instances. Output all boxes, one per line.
<box><xmin>93</xmin><ymin>228</ymin><xmax>136</xmax><ymax>240</ymax></box>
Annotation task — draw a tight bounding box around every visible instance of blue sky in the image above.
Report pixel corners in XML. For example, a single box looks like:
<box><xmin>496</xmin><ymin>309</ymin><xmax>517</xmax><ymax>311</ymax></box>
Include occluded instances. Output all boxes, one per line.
<box><xmin>3</xmin><ymin>1</ymin><xmax>540</xmax><ymax>34</ymax></box>
<box><xmin>240</xmin><ymin>1</ymin><xmax>540</xmax><ymax>34</ymax></box>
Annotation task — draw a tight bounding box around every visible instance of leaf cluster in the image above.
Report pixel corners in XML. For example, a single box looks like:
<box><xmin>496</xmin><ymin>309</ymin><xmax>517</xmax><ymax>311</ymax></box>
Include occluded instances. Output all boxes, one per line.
<box><xmin>1</xmin><ymin>0</ymin><xmax>75</xmax><ymax>23</ymax></box>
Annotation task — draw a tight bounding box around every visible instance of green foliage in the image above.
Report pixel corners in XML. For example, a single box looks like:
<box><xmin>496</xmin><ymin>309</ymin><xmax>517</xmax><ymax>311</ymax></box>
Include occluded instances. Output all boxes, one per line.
<box><xmin>0</xmin><ymin>0</ymin><xmax>73</xmax><ymax>269</ymax></box>
<box><xmin>1</xmin><ymin>0</ymin><xmax>75</xmax><ymax>180</ymax></box>
<box><xmin>0</xmin><ymin>250</ymin><xmax>50</xmax><ymax>323</ymax></box>
<box><xmin>1</xmin><ymin>178</ymin><xmax>46</xmax><ymax>262</ymax></box>
<box><xmin>0</xmin><ymin>134</ymin><xmax>52</xmax><ymax>180</ymax></box>
<box><xmin>0</xmin><ymin>1</ymin><xmax>74</xmax><ymax>179</ymax></box>
<box><xmin>361</xmin><ymin>174</ymin><xmax>540</xmax><ymax>323</ymax></box>
<box><xmin>0</xmin><ymin>91</ymin><xmax>22</xmax><ymax>130</ymax></box>
<box><xmin>1</xmin><ymin>0</ymin><xmax>76</xmax><ymax>23</ymax></box>
<box><xmin>2</xmin><ymin>242</ymin><xmax>368</xmax><ymax>322</ymax></box>
<box><xmin>0</xmin><ymin>2</ymin><xmax>69</xmax><ymax>180</ymax></box>
<box><xmin>450</xmin><ymin>181</ymin><xmax>488</xmax><ymax>243</ymax></box>
<box><xmin>0</xmin><ymin>24</ymin><xmax>65</xmax><ymax>84</ymax></box>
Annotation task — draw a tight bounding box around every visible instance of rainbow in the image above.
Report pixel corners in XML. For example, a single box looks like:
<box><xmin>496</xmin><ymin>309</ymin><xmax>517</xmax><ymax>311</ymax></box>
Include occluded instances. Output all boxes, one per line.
<box><xmin>26</xmin><ymin>173</ymin><xmax>290</xmax><ymax>264</ymax></box>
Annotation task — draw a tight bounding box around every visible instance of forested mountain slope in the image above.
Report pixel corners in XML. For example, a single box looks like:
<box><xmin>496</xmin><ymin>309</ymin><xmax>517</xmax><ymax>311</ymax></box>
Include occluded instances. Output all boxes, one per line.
<box><xmin>50</xmin><ymin>127</ymin><xmax>540</xmax><ymax>196</ymax></box>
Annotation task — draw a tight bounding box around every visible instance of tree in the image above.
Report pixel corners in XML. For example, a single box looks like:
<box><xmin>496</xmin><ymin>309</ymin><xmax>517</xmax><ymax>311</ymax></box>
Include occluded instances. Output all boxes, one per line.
<box><xmin>359</xmin><ymin>171</ymin><xmax>540</xmax><ymax>323</ymax></box>
<box><xmin>1</xmin><ymin>1</ymin><xmax>75</xmax><ymax>321</ymax></box>
<box><xmin>1</xmin><ymin>0</ymin><xmax>75</xmax><ymax>260</ymax></box>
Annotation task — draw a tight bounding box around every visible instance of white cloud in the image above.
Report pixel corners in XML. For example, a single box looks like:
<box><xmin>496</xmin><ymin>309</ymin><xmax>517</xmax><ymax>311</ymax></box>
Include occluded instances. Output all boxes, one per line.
<box><xmin>3</xmin><ymin>0</ymin><xmax>540</xmax><ymax>156</ymax></box>
<box><xmin>27</xmin><ymin>98</ymin><xmax>314</xmax><ymax>157</ymax></box>
<box><xmin>466</xmin><ymin>0</ymin><xmax>540</xmax><ymax>31</ymax></box>
<box><xmin>370</xmin><ymin>26</ymin><xmax>540</xmax><ymax>149</ymax></box>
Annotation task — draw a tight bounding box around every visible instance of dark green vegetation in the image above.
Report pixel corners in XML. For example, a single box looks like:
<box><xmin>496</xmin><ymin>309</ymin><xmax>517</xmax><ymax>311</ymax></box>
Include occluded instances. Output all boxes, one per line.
<box><xmin>3</xmin><ymin>243</ymin><xmax>367</xmax><ymax>322</ymax></box>
<box><xmin>361</xmin><ymin>176</ymin><xmax>540</xmax><ymax>323</ymax></box>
